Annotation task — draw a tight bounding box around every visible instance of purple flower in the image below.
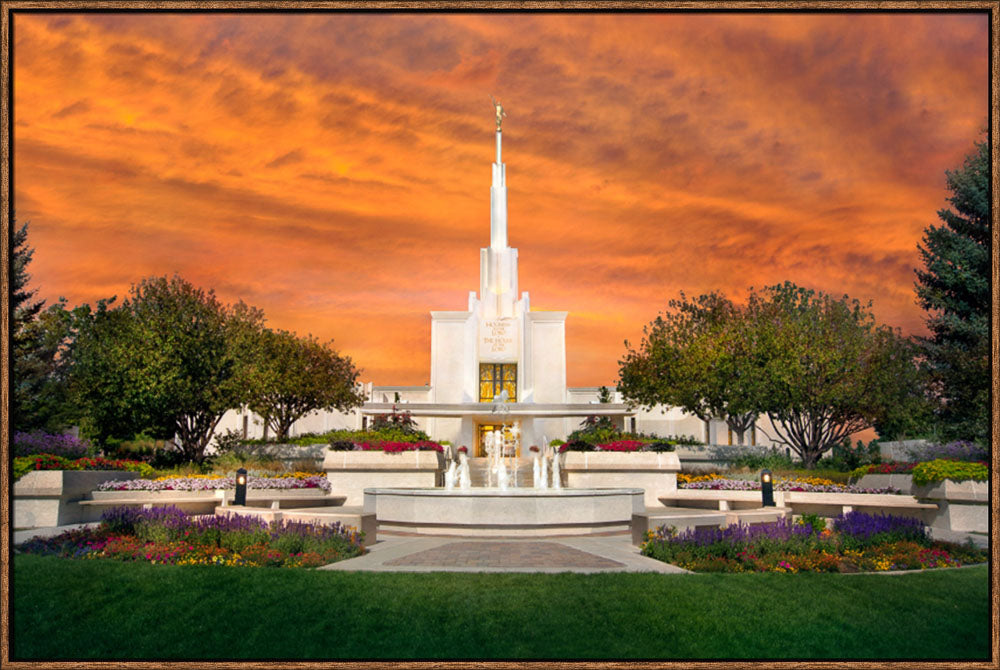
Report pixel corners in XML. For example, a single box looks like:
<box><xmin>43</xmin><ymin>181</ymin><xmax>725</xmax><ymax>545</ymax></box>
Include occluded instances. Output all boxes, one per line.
<box><xmin>13</xmin><ymin>431</ymin><xmax>91</xmax><ymax>459</ymax></box>
<box><xmin>833</xmin><ymin>511</ymin><xmax>926</xmax><ymax>546</ymax></box>
<box><xmin>907</xmin><ymin>440</ymin><xmax>987</xmax><ymax>463</ymax></box>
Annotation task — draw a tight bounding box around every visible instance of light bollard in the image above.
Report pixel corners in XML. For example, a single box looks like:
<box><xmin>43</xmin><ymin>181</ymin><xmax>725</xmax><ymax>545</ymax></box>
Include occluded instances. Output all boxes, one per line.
<box><xmin>235</xmin><ymin>467</ymin><xmax>248</xmax><ymax>507</ymax></box>
<box><xmin>760</xmin><ymin>469</ymin><xmax>775</xmax><ymax>507</ymax></box>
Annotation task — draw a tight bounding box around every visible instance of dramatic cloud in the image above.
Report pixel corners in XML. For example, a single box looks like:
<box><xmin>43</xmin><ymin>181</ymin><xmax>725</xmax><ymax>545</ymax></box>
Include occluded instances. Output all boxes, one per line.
<box><xmin>13</xmin><ymin>12</ymin><xmax>989</xmax><ymax>385</ymax></box>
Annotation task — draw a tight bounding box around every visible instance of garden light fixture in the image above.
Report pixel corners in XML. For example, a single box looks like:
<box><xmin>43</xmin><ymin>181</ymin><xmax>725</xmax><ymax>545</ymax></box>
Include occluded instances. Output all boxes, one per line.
<box><xmin>760</xmin><ymin>469</ymin><xmax>775</xmax><ymax>507</ymax></box>
<box><xmin>235</xmin><ymin>468</ymin><xmax>247</xmax><ymax>506</ymax></box>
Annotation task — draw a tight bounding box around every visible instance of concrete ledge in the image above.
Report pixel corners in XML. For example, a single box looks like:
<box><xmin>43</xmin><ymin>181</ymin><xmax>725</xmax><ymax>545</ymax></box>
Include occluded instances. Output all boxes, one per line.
<box><xmin>365</xmin><ymin>487</ymin><xmax>644</xmax><ymax>537</ymax></box>
<box><xmin>14</xmin><ymin>471</ymin><xmax>140</xmax><ymax>528</ymax></box>
<box><xmin>632</xmin><ymin>508</ymin><xmax>727</xmax><ymax>545</ymax></box>
<box><xmin>562</xmin><ymin>452</ymin><xmax>680</xmax><ymax>507</ymax></box>
<box><xmin>856</xmin><ymin>473</ymin><xmax>916</xmax><ymax>493</ymax></box>
<box><xmin>324</xmin><ymin>451</ymin><xmax>446</xmax><ymax>505</ymax></box>
<box><xmin>660</xmin><ymin>489</ymin><xmax>937</xmax><ymax>521</ymax></box>
<box><xmin>322</xmin><ymin>450</ymin><xmax>446</xmax><ymax>471</ymax></box>
<box><xmin>924</xmin><ymin>500</ymin><xmax>989</xmax><ymax>533</ymax></box>
<box><xmin>562</xmin><ymin>451</ymin><xmax>681</xmax><ymax>471</ymax></box>
<box><xmin>80</xmin><ymin>490</ymin><xmax>341</xmax><ymax>517</ymax></box>
<box><xmin>913</xmin><ymin>480</ymin><xmax>988</xmax><ymax>503</ymax></box>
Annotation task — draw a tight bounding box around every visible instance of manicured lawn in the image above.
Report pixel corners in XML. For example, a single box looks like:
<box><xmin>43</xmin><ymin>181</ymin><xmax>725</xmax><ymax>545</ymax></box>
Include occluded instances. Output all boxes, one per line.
<box><xmin>12</xmin><ymin>554</ymin><xmax>989</xmax><ymax>660</ymax></box>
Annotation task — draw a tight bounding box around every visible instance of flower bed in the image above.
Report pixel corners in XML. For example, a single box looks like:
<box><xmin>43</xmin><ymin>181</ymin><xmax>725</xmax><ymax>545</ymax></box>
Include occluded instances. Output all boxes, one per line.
<box><xmin>907</xmin><ymin>440</ymin><xmax>988</xmax><ymax>463</ymax></box>
<box><xmin>96</xmin><ymin>474</ymin><xmax>331</xmax><ymax>492</ymax></box>
<box><xmin>14</xmin><ymin>454</ymin><xmax>154</xmax><ymax>481</ymax></box>
<box><xmin>560</xmin><ymin>439</ymin><xmax>678</xmax><ymax>453</ymax></box>
<box><xmin>13</xmin><ymin>431</ymin><xmax>91</xmax><ymax>459</ymax></box>
<box><xmin>679</xmin><ymin>476</ymin><xmax>899</xmax><ymax>495</ymax></box>
<box><xmin>15</xmin><ymin>505</ymin><xmax>364</xmax><ymax>568</ymax></box>
<box><xmin>911</xmin><ymin>459</ymin><xmax>989</xmax><ymax>486</ymax></box>
<box><xmin>850</xmin><ymin>461</ymin><xmax>916</xmax><ymax>478</ymax></box>
<box><xmin>640</xmin><ymin>511</ymin><xmax>986</xmax><ymax>573</ymax></box>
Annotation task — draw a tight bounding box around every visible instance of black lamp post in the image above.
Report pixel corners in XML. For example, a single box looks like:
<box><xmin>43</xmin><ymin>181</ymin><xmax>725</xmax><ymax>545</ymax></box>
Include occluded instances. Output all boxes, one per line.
<box><xmin>235</xmin><ymin>468</ymin><xmax>247</xmax><ymax>507</ymax></box>
<box><xmin>760</xmin><ymin>469</ymin><xmax>775</xmax><ymax>507</ymax></box>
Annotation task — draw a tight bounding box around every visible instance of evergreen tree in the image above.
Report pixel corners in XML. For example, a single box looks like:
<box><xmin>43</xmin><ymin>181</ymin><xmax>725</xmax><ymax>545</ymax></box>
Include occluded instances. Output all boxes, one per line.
<box><xmin>914</xmin><ymin>136</ymin><xmax>990</xmax><ymax>442</ymax></box>
<box><xmin>10</xmin><ymin>220</ymin><xmax>49</xmax><ymax>430</ymax></box>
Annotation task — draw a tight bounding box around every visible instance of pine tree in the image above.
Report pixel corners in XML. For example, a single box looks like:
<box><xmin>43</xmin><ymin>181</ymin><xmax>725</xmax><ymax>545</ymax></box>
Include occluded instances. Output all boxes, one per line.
<box><xmin>11</xmin><ymin>220</ymin><xmax>47</xmax><ymax>430</ymax></box>
<box><xmin>11</xmin><ymin>220</ymin><xmax>44</xmax><ymax>342</ymax></box>
<box><xmin>914</xmin><ymin>137</ymin><xmax>990</xmax><ymax>442</ymax></box>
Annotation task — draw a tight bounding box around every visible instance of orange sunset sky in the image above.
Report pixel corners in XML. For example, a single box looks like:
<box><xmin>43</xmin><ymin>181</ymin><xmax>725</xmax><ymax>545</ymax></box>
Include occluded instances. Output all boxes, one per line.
<box><xmin>12</xmin><ymin>11</ymin><xmax>990</xmax><ymax>387</ymax></box>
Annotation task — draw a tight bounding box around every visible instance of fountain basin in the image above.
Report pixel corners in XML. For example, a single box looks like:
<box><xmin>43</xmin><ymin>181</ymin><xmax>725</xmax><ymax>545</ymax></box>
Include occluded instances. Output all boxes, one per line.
<box><xmin>363</xmin><ymin>487</ymin><xmax>644</xmax><ymax>537</ymax></box>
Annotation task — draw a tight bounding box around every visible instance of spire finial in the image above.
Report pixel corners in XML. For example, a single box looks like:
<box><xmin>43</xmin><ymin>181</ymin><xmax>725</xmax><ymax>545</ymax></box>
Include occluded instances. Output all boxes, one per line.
<box><xmin>490</xmin><ymin>95</ymin><xmax>507</xmax><ymax>132</ymax></box>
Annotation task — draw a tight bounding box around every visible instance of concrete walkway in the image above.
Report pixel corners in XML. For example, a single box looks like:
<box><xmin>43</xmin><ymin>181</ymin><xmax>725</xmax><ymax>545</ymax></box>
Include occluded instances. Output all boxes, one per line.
<box><xmin>320</xmin><ymin>534</ymin><xmax>690</xmax><ymax>574</ymax></box>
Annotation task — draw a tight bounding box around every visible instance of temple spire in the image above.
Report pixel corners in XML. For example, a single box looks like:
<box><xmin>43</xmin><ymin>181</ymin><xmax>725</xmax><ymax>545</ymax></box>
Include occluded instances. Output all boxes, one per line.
<box><xmin>490</xmin><ymin>96</ymin><xmax>507</xmax><ymax>250</ymax></box>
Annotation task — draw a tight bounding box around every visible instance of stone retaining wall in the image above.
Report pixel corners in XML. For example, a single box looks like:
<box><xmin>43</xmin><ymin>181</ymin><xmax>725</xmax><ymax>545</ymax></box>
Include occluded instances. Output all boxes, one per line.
<box><xmin>323</xmin><ymin>450</ymin><xmax>446</xmax><ymax>506</ymax></box>
<box><xmin>562</xmin><ymin>451</ymin><xmax>680</xmax><ymax>507</ymax></box>
<box><xmin>13</xmin><ymin>471</ymin><xmax>139</xmax><ymax>529</ymax></box>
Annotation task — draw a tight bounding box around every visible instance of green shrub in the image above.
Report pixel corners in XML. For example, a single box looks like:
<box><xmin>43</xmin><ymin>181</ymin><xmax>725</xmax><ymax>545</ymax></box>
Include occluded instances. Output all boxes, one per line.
<box><xmin>270</xmin><ymin>533</ymin><xmax>306</xmax><ymax>555</ymax></box>
<box><xmin>562</xmin><ymin>440</ymin><xmax>594</xmax><ymax>452</ymax></box>
<box><xmin>212</xmin><ymin>428</ymin><xmax>248</xmax><ymax>454</ymax></box>
<box><xmin>328</xmin><ymin>440</ymin><xmax>355</xmax><ymax>451</ymax></box>
<box><xmin>666</xmin><ymin>434</ymin><xmax>702</xmax><ymax>446</ymax></box>
<box><xmin>322</xmin><ymin>427</ymin><xmax>431</xmax><ymax>444</ymax></box>
<box><xmin>647</xmin><ymin>441</ymin><xmax>676</xmax><ymax>452</ymax></box>
<box><xmin>797</xmin><ymin>513</ymin><xmax>826</xmax><ymax>533</ymax></box>
<box><xmin>817</xmin><ymin>439</ymin><xmax>882</xmax><ymax>472</ymax></box>
<box><xmin>730</xmin><ymin>449</ymin><xmax>794</xmax><ymax>471</ymax></box>
<box><xmin>911</xmin><ymin>459</ymin><xmax>988</xmax><ymax>486</ymax></box>
<box><xmin>287</xmin><ymin>433</ymin><xmax>334</xmax><ymax>446</ymax></box>
<box><xmin>221</xmin><ymin>529</ymin><xmax>271</xmax><ymax>553</ymax></box>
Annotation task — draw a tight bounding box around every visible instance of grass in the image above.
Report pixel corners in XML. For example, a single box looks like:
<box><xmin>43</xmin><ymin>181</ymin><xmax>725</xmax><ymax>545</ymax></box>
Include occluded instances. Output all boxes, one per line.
<box><xmin>12</xmin><ymin>554</ymin><xmax>990</xmax><ymax>660</ymax></box>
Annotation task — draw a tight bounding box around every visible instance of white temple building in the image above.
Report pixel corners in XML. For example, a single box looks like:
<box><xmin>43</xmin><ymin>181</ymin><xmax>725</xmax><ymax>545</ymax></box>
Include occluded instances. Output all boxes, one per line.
<box><xmin>217</xmin><ymin>111</ymin><xmax>783</xmax><ymax>455</ymax></box>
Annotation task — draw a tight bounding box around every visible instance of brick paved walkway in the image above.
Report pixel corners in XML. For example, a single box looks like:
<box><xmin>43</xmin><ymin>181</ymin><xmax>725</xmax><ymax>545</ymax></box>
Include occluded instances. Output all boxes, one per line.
<box><xmin>384</xmin><ymin>540</ymin><xmax>625</xmax><ymax>569</ymax></box>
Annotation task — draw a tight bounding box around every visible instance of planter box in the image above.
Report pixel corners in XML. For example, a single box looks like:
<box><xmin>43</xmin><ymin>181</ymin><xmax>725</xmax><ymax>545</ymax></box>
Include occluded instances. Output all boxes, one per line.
<box><xmin>13</xmin><ymin>470</ymin><xmax>139</xmax><ymax>529</ymax></box>
<box><xmin>913</xmin><ymin>479</ymin><xmax>989</xmax><ymax>533</ymax></box>
<box><xmin>912</xmin><ymin>479</ymin><xmax>989</xmax><ymax>503</ymax></box>
<box><xmin>86</xmin><ymin>488</ymin><xmax>336</xmax><ymax>514</ymax></box>
<box><xmin>855</xmin><ymin>473</ymin><xmax>916</xmax><ymax>494</ymax></box>
<box><xmin>660</xmin><ymin>489</ymin><xmax>938</xmax><ymax>524</ymax></box>
<box><xmin>323</xmin><ymin>450</ymin><xmax>446</xmax><ymax>506</ymax></box>
<box><xmin>561</xmin><ymin>451</ymin><xmax>681</xmax><ymax>507</ymax></box>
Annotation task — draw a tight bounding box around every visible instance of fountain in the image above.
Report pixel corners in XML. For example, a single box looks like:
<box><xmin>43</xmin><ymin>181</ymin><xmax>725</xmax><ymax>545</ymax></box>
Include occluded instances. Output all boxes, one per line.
<box><xmin>551</xmin><ymin>445</ymin><xmax>561</xmax><ymax>490</ymax></box>
<box><xmin>458</xmin><ymin>450</ymin><xmax>471</xmax><ymax>489</ymax></box>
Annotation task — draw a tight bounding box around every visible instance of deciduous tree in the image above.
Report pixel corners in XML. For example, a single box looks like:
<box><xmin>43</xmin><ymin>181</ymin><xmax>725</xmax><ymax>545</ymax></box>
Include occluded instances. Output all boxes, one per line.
<box><xmin>743</xmin><ymin>282</ymin><xmax>917</xmax><ymax>467</ymax></box>
<box><xmin>620</xmin><ymin>283</ymin><xmax>918</xmax><ymax>466</ymax></box>
<box><xmin>71</xmin><ymin>275</ymin><xmax>265</xmax><ymax>462</ymax></box>
<box><xmin>618</xmin><ymin>291</ymin><xmax>758</xmax><ymax>444</ymax></box>
<box><xmin>246</xmin><ymin>329</ymin><xmax>363</xmax><ymax>442</ymax></box>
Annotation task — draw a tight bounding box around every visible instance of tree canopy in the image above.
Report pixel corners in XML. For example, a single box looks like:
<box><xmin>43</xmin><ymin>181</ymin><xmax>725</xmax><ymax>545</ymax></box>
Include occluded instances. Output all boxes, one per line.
<box><xmin>618</xmin><ymin>291</ymin><xmax>759</xmax><ymax>444</ymax></box>
<box><xmin>914</xmin><ymin>135</ymin><xmax>990</xmax><ymax>442</ymax></box>
<box><xmin>10</xmin><ymin>220</ymin><xmax>77</xmax><ymax>431</ymax></box>
<box><xmin>245</xmin><ymin>328</ymin><xmax>364</xmax><ymax>442</ymax></box>
<box><xmin>70</xmin><ymin>275</ymin><xmax>265</xmax><ymax>462</ymax></box>
<box><xmin>743</xmin><ymin>282</ymin><xmax>917</xmax><ymax>467</ymax></box>
<box><xmin>619</xmin><ymin>282</ymin><xmax>917</xmax><ymax>466</ymax></box>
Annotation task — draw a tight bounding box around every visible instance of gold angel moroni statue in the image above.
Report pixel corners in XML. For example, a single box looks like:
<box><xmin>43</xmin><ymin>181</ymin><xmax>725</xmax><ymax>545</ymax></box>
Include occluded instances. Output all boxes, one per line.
<box><xmin>490</xmin><ymin>94</ymin><xmax>507</xmax><ymax>132</ymax></box>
